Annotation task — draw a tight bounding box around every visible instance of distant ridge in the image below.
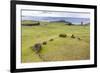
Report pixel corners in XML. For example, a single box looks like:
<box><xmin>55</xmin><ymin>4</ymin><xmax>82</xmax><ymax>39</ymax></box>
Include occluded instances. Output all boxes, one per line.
<box><xmin>22</xmin><ymin>16</ymin><xmax>90</xmax><ymax>24</ymax></box>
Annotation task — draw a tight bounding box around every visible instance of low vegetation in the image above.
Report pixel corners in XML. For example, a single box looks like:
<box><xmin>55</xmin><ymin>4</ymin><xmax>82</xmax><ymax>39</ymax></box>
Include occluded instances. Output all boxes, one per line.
<box><xmin>21</xmin><ymin>21</ymin><xmax>90</xmax><ymax>63</ymax></box>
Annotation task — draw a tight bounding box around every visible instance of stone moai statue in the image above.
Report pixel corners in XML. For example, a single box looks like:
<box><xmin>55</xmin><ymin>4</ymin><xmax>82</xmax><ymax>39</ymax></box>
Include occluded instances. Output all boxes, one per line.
<box><xmin>81</xmin><ymin>21</ymin><xmax>83</xmax><ymax>26</ymax></box>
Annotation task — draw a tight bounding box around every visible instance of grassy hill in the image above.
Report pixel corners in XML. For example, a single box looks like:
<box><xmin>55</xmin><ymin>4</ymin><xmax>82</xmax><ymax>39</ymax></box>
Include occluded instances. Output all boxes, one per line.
<box><xmin>21</xmin><ymin>21</ymin><xmax>90</xmax><ymax>63</ymax></box>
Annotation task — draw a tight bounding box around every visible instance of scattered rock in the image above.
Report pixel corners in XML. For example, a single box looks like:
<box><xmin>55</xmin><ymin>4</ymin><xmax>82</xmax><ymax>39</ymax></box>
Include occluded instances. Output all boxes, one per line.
<box><xmin>42</xmin><ymin>41</ymin><xmax>47</xmax><ymax>45</ymax></box>
<box><xmin>33</xmin><ymin>43</ymin><xmax>42</xmax><ymax>53</ymax></box>
<box><xmin>77</xmin><ymin>37</ymin><xmax>81</xmax><ymax>40</ymax></box>
<box><xmin>71</xmin><ymin>34</ymin><xmax>75</xmax><ymax>38</ymax></box>
<box><xmin>49</xmin><ymin>39</ymin><xmax>54</xmax><ymax>41</ymax></box>
<box><xmin>59</xmin><ymin>34</ymin><xmax>67</xmax><ymax>38</ymax></box>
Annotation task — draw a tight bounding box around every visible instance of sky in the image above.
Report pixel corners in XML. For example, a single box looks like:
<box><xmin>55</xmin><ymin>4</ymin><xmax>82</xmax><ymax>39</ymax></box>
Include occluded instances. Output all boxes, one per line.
<box><xmin>21</xmin><ymin>10</ymin><xmax>90</xmax><ymax>24</ymax></box>
<box><xmin>21</xmin><ymin>10</ymin><xmax>90</xmax><ymax>18</ymax></box>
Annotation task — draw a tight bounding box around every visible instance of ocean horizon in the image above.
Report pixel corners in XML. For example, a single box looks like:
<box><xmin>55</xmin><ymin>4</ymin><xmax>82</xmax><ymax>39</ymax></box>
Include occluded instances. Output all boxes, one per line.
<box><xmin>22</xmin><ymin>16</ymin><xmax>90</xmax><ymax>24</ymax></box>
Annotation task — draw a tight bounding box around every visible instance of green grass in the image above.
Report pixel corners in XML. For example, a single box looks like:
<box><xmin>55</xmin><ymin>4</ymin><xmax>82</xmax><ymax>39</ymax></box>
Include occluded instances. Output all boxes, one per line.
<box><xmin>21</xmin><ymin>20</ymin><xmax>38</xmax><ymax>24</ymax></box>
<box><xmin>21</xmin><ymin>22</ymin><xmax>90</xmax><ymax>63</ymax></box>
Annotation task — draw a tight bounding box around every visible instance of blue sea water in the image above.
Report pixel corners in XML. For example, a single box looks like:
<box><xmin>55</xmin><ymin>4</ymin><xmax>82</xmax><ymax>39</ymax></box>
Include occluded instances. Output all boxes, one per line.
<box><xmin>22</xmin><ymin>16</ymin><xmax>90</xmax><ymax>24</ymax></box>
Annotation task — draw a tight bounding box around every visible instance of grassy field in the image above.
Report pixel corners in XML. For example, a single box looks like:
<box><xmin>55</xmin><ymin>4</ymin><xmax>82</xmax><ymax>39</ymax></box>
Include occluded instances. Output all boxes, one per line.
<box><xmin>21</xmin><ymin>22</ymin><xmax>90</xmax><ymax>63</ymax></box>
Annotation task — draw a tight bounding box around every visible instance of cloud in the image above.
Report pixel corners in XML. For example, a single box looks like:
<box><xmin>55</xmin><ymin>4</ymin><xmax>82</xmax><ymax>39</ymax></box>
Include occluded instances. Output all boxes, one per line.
<box><xmin>22</xmin><ymin>10</ymin><xmax>90</xmax><ymax>18</ymax></box>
